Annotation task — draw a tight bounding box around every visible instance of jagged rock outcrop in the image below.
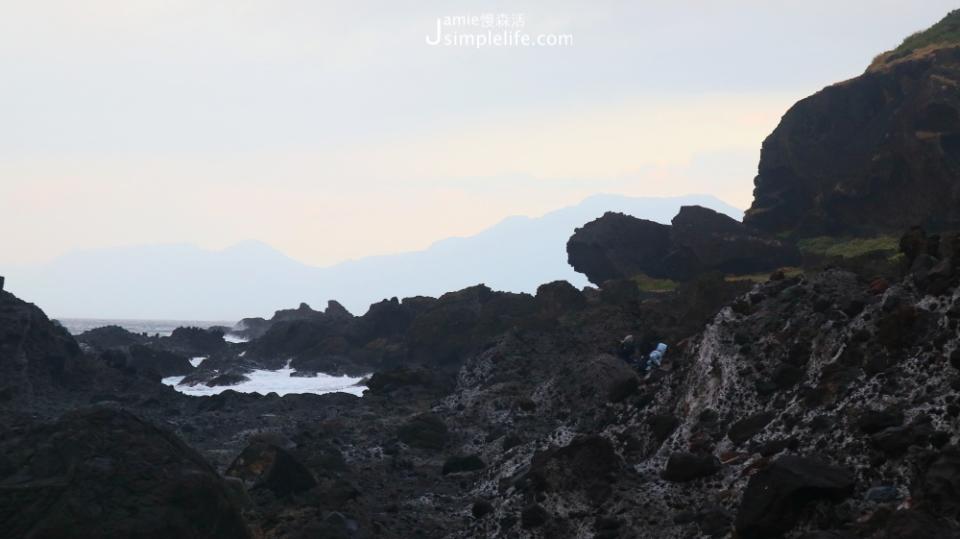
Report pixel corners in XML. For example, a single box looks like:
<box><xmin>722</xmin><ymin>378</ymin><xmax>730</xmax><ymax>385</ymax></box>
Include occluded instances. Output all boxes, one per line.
<box><xmin>164</xmin><ymin>326</ymin><xmax>226</xmax><ymax>357</ymax></box>
<box><xmin>745</xmin><ymin>10</ymin><xmax>960</xmax><ymax>236</ymax></box>
<box><xmin>76</xmin><ymin>324</ymin><xmax>150</xmax><ymax>350</ymax></box>
<box><xmin>0</xmin><ymin>291</ymin><xmax>89</xmax><ymax>404</ymax></box>
<box><xmin>567</xmin><ymin>206</ymin><xmax>798</xmax><ymax>284</ymax></box>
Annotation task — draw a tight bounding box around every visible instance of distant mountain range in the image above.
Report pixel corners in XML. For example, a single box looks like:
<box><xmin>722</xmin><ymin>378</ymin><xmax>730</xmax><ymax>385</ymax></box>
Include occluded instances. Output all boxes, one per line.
<box><xmin>5</xmin><ymin>194</ymin><xmax>741</xmax><ymax>320</ymax></box>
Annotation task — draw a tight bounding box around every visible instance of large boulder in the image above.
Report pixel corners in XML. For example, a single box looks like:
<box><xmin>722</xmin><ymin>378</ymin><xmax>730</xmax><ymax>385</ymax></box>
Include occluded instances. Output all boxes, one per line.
<box><xmin>0</xmin><ymin>407</ymin><xmax>251</xmax><ymax>538</ymax></box>
<box><xmin>734</xmin><ymin>455</ymin><xmax>854</xmax><ymax>538</ymax></box>
<box><xmin>662</xmin><ymin>452</ymin><xmax>721</xmax><ymax>482</ymax></box>
<box><xmin>744</xmin><ymin>12</ymin><xmax>960</xmax><ymax>236</ymax></box>
<box><xmin>669</xmin><ymin>206</ymin><xmax>799</xmax><ymax>279</ymax></box>
<box><xmin>566</xmin><ymin>212</ymin><xmax>672</xmax><ymax>283</ymax></box>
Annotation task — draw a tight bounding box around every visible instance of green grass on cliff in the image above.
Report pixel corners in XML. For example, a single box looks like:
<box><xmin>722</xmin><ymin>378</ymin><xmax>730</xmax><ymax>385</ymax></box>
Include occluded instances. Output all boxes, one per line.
<box><xmin>632</xmin><ymin>273</ymin><xmax>678</xmax><ymax>293</ymax></box>
<box><xmin>725</xmin><ymin>267</ymin><xmax>803</xmax><ymax>283</ymax></box>
<box><xmin>797</xmin><ymin>235</ymin><xmax>899</xmax><ymax>258</ymax></box>
<box><xmin>892</xmin><ymin>10</ymin><xmax>960</xmax><ymax>56</ymax></box>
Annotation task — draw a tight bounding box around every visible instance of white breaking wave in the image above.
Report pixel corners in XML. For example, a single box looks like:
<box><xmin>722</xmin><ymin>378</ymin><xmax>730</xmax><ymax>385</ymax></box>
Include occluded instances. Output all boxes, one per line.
<box><xmin>189</xmin><ymin>356</ymin><xmax>206</xmax><ymax>367</ymax></box>
<box><xmin>224</xmin><ymin>333</ymin><xmax>249</xmax><ymax>344</ymax></box>
<box><xmin>162</xmin><ymin>365</ymin><xmax>367</xmax><ymax>397</ymax></box>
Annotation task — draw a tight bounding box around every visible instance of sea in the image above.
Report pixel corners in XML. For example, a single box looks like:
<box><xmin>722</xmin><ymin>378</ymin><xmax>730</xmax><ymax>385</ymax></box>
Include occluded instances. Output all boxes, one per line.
<box><xmin>57</xmin><ymin>318</ymin><xmax>235</xmax><ymax>338</ymax></box>
<box><xmin>57</xmin><ymin>318</ymin><xmax>367</xmax><ymax>397</ymax></box>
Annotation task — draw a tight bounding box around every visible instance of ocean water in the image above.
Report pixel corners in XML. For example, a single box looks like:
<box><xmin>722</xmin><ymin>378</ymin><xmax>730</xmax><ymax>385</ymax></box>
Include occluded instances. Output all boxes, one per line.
<box><xmin>162</xmin><ymin>361</ymin><xmax>367</xmax><ymax>397</ymax></box>
<box><xmin>60</xmin><ymin>320</ymin><xmax>366</xmax><ymax>397</ymax></box>
<box><xmin>58</xmin><ymin>318</ymin><xmax>236</xmax><ymax>337</ymax></box>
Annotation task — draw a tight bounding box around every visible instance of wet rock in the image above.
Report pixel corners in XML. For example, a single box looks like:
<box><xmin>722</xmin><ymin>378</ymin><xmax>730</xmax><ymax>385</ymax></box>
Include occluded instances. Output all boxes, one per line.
<box><xmin>734</xmin><ymin>455</ymin><xmax>854</xmax><ymax>539</ymax></box>
<box><xmin>205</xmin><ymin>371</ymin><xmax>251</xmax><ymax>387</ymax></box>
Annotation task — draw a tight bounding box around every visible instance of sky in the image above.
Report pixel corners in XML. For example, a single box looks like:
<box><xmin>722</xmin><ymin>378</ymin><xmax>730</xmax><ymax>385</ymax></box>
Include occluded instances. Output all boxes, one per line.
<box><xmin>2</xmin><ymin>0</ymin><xmax>956</xmax><ymax>268</ymax></box>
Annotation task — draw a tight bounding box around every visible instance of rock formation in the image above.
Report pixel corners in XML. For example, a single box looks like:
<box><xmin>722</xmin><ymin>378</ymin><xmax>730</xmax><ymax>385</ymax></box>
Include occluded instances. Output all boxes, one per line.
<box><xmin>567</xmin><ymin>206</ymin><xmax>799</xmax><ymax>284</ymax></box>
<box><xmin>745</xmin><ymin>10</ymin><xmax>960</xmax><ymax>237</ymax></box>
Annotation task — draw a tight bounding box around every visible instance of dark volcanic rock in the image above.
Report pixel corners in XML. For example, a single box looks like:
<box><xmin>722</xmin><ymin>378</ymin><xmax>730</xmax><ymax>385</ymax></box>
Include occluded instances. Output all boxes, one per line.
<box><xmin>226</xmin><ymin>441</ymin><xmax>317</xmax><ymax>497</ymax></box>
<box><xmin>662</xmin><ymin>452</ymin><xmax>721</xmax><ymax>482</ymax></box>
<box><xmin>744</xmin><ymin>21</ymin><xmax>960</xmax><ymax>236</ymax></box>
<box><xmin>397</xmin><ymin>413</ymin><xmax>449</xmax><ymax>451</ymax></box>
<box><xmin>915</xmin><ymin>446</ymin><xmax>960</xmax><ymax>517</ymax></box>
<box><xmin>442</xmin><ymin>455</ymin><xmax>485</xmax><ymax>475</ymax></box>
<box><xmin>535</xmin><ymin>280</ymin><xmax>587</xmax><ymax>314</ymax></box>
<box><xmin>364</xmin><ymin>367</ymin><xmax>446</xmax><ymax>396</ymax></box>
<box><xmin>76</xmin><ymin>324</ymin><xmax>149</xmax><ymax>350</ymax></box>
<box><xmin>0</xmin><ymin>291</ymin><xmax>88</xmax><ymax>404</ymax></box>
<box><xmin>520</xmin><ymin>504</ymin><xmax>550</xmax><ymax>529</ymax></box>
<box><xmin>728</xmin><ymin>411</ymin><xmax>776</xmax><ymax>446</ymax></box>
<box><xmin>0</xmin><ymin>407</ymin><xmax>250</xmax><ymax>538</ymax></box>
<box><xmin>520</xmin><ymin>435</ymin><xmax>623</xmax><ymax>505</ymax></box>
<box><xmin>566</xmin><ymin>207</ymin><xmax>797</xmax><ymax>284</ymax></box>
<box><xmin>669</xmin><ymin>206</ymin><xmax>800</xmax><ymax>279</ymax></box>
<box><xmin>735</xmin><ymin>455</ymin><xmax>855</xmax><ymax>539</ymax></box>
<box><xmin>205</xmin><ymin>372</ymin><xmax>251</xmax><ymax>387</ymax></box>
<box><xmin>566</xmin><ymin>211</ymin><xmax>672</xmax><ymax>283</ymax></box>
<box><xmin>165</xmin><ymin>326</ymin><xmax>226</xmax><ymax>356</ymax></box>
<box><xmin>128</xmin><ymin>344</ymin><xmax>194</xmax><ymax>378</ymax></box>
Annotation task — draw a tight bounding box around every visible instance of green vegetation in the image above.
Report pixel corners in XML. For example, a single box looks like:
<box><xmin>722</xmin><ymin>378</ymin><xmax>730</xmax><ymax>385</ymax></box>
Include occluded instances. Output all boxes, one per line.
<box><xmin>725</xmin><ymin>267</ymin><xmax>803</xmax><ymax>283</ymax></box>
<box><xmin>632</xmin><ymin>273</ymin><xmax>678</xmax><ymax>293</ymax></box>
<box><xmin>797</xmin><ymin>236</ymin><xmax>899</xmax><ymax>259</ymax></box>
<box><xmin>891</xmin><ymin>10</ymin><xmax>960</xmax><ymax>56</ymax></box>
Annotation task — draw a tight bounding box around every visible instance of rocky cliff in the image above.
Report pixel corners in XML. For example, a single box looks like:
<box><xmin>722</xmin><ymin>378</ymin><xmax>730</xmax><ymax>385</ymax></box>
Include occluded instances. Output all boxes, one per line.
<box><xmin>745</xmin><ymin>11</ymin><xmax>960</xmax><ymax>237</ymax></box>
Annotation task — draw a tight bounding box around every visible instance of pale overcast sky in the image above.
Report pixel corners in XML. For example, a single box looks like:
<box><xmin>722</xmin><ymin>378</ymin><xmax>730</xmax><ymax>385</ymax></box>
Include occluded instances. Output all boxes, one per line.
<box><xmin>2</xmin><ymin>1</ymin><xmax>956</xmax><ymax>267</ymax></box>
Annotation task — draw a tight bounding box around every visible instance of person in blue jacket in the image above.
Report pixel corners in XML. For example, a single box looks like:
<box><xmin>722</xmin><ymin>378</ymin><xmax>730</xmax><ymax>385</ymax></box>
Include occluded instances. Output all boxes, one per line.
<box><xmin>646</xmin><ymin>343</ymin><xmax>668</xmax><ymax>371</ymax></box>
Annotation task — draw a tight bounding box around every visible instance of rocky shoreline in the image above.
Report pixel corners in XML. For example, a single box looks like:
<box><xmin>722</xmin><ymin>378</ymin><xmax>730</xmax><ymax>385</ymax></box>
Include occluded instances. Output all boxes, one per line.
<box><xmin>5</xmin><ymin>11</ymin><xmax>960</xmax><ymax>539</ymax></box>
